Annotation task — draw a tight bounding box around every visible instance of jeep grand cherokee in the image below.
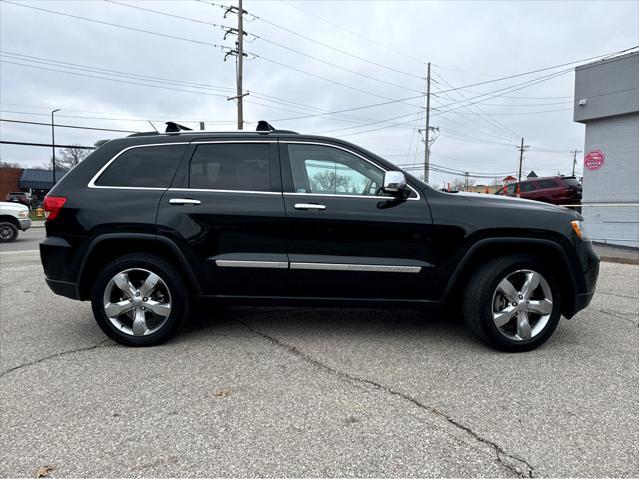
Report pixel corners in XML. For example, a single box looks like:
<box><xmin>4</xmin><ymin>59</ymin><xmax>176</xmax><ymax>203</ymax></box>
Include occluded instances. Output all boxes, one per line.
<box><xmin>40</xmin><ymin>122</ymin><xmax>599</xmax><ymax>351</ymax></box>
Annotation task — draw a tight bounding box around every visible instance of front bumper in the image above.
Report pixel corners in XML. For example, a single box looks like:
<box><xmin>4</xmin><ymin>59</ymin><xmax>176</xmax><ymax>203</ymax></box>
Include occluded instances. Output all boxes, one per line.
<box><xmin>19</xmin><ymin>218</ymin><xmax>31</xmax><ymax>231</ymax></box>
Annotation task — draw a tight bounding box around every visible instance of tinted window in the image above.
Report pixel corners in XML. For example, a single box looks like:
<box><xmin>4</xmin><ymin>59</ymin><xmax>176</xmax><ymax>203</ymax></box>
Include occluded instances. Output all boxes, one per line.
<box><xmin>506</xmin><ymin>184</ymin><xmax>516</xmax><ymax>194</ymax></box>
<box><xmin>539</xmin><ymin>179</ymin><xmax>559</xmax><ymax>189</ymax></box>
<box><xmin>520</xmin><ymin>181</ymin><xmax>537</xmax><ymax>192</ymax></box>
<box><xmin>288</xmin><ymin>144</ymin><xmax>384</xmax><ymax>196</ymax></box>
<box><xmin>190</xmin><ymin>143</ymin><xmax>270</xmax><ymax>191</ymax></box>
<box><xmin>563</xmin><ymin>178</ymin><xmax>581</xmax><ymax>187</ymax></box>
<box><xmin>95</xmin><ymin>145</ymin><xmax>185</xmax><ymax>188</ymax></box>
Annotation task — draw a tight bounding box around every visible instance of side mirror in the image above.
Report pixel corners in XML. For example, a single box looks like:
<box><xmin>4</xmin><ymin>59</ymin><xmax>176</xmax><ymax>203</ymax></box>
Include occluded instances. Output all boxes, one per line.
<box><xmin>382</xmin><ymin>171</ymin><xmax>409</xmax><ymax>197</ymax></box>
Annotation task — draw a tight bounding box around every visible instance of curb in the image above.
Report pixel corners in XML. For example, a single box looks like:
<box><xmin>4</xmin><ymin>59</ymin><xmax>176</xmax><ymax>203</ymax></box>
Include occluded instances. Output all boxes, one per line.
<box><xmin>599</xmin><ymin>256</ymin><xmax>639</xmax><ymax>266</ymax></box>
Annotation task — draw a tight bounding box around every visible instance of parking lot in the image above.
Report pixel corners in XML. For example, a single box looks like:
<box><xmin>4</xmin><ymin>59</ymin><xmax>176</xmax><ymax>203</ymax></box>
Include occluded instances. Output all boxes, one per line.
<box><xmin>1</xmin><ymin>229</ymin><xmax>637</xmax><ymax>477</ymax></box>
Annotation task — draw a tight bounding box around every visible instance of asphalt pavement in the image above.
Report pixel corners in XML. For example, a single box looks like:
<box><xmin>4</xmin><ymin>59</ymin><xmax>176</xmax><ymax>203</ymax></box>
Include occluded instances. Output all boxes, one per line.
<box><xmin>1</xmin><ymin>231</ymin><xmax>638</xmax><ymax>477</ymax></box>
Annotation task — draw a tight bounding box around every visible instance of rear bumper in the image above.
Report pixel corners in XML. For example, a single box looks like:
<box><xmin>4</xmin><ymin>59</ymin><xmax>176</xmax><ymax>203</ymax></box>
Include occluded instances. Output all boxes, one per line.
<box><xmin>40</xmin><ymin>235</ymin><xmax>82</xmax><ymax>300</ymax></box>
<box><xmin>45</xmin><ymin>278</ymin><xmax>81</xmax><ymax>300</ymax></box>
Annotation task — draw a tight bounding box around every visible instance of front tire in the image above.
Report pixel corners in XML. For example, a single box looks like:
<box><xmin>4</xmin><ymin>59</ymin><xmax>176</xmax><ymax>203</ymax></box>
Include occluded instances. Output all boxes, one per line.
<box><xmin>91</xmin><ymin>254</ymin><xmax>189</xmax><ymax>346</ymax></box>
<box><xmin>0</xmin><ymin>222</ymin><xmax>18</xmax><ymax>242</ymax></box>
<box><xmin>462</xmin><ymin>255</ymin><xmax>561</xmax><ymax>352</ymax></box>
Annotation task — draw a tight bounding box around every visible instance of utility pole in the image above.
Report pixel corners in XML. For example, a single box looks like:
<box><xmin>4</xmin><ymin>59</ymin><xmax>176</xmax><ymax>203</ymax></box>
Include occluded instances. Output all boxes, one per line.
<box><xmin>464</xmin><ymin>172</ymin><xmax>470</xmax><ymax>191</ymax></box>
<box><xmin>424</xmin><ymin>62</ymin><xmax>431</xmax><ymax>183</ymax></box>
<box><xmin>516</xmin><ymin>137</ymin><xmax>529</xmax><ymax>183</ymax></box>
<box><xmin>51</xmin><ymin>109</ymin><xmax>60</xmax><ymax>184</ymax></box>
<box><xmin>570</xmin><ymin>148</ymin><xmax>582</xmax><ymax>176</ymax></box>
<box><xmin>224</xmin><ymin>0</ymin><xmax>249</xmax><ymax>130</ymax></box>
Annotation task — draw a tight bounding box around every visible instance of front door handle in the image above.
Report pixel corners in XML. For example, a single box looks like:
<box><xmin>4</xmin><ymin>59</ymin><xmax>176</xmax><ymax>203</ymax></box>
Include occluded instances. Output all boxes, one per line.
<box><xmin>169</xmin><ymin>198</ymin><xmax>202</xmax><ymax>206</ymax></box>
<box><xmin>294</xmin><ymin>203</ymin><xmax>326</xmax><ymax>210</ymax></box>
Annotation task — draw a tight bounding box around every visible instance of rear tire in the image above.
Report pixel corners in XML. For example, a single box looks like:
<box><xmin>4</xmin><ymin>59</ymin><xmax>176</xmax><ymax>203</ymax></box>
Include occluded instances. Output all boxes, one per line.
<box><xmin>91</xmin><ymin>254</ymin><xmax>189</xmax><ymax>346</ymax></box>
<box><xmin>462</xmin><ymin>255</ymin><xmax>561</xmax><ymax>352</ymax></box>
<box><xmin>0</xmin><ymin>222</ymin><xmax>18</xmax><ymax>242</ymax></box>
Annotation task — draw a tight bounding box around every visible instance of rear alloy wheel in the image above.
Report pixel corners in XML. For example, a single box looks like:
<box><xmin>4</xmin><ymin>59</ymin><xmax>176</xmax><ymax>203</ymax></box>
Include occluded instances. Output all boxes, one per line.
<box><xmin>463</xmin><ymin>256</ymin><xmax>561</xmax><ymax>352</ymax></box>
<box><xmin>91</xmin><ymin>254</ymin><xmax>189</xmax><ymax>346</ymax></box>
<box><xmin>0</xmin><ymin>222</ymin><xmax>18</xmax><ymax>242</ymax></box>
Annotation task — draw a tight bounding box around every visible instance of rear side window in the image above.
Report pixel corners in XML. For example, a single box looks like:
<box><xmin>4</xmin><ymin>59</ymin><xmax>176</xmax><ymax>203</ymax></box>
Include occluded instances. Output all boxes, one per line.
<box><xmin>520</xmin><ymin>181</ymin><xmax>537</xmax><ymax>192</ymax></box>
<box><xmin>539</xmin><ymin>179</ymin><xmax>559</xmax><ymax>189</ymax></box>
<box><xmin>189</xmin><ymin>143</ymin><xmax>270</xmax><ymax>191</ymax></box>
<box><xmin>95</xmin><ymin>145</ymin><xmax>185</xmax><ymax>188</ymax></box>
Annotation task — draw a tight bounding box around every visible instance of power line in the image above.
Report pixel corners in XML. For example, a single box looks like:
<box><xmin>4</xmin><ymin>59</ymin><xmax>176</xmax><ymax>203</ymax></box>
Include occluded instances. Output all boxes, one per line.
<box><xmin>1</xmin><ymin>0</ymin><xmax>227</xmax><ymax>48</ymax></box>
<box><xmin>431</xmin><ymin>69</ymin><xmax>520</xmax><ymax>140</ymax></box>
<box><xmin>197</xmin><ymin>0</ymin><xmax>426</xmax><ymax>80</ymax></box>
<box><xmin>105</xmin><ymin>0</ymin><xmax>425</xmax><ymax>95</ymax></box>
<box><xmin>0</xmin><ymin>140</ymin><xmax>96</xmax><ymax>150</ymax></box>
<box><xmin>278</xmin><ymin>0</ymin><xmax>427</xmax><ymax>65</ymax></box>
<box><xmin>432</xmin><ymin>45</ymin><xmax>638</xmax><ymax>95</ymax></box>
<box><xmin>1</xmin><ymin>118</ymin><xmax>138</xmax><ymax>133</ymax></box>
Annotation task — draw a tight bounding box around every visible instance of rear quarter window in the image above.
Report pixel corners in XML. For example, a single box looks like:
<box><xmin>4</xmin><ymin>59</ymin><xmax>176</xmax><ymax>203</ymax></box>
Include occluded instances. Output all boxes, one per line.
<box><xmin>94</xmin><ymin>144</ymin><xmax>186</xmax><ymax>188</ymax></box>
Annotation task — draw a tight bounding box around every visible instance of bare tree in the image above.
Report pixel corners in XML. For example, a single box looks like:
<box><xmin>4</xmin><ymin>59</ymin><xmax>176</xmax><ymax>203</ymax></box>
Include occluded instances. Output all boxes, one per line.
<box><xmin>0</xmin><ymin>160</ymin><xmax>22</xmax><ymax>168</ymax></box>
<box><xmin>59</xmin><ymin>144</ymin><xmax>90</xmax><ymax>170</ymax></box>
<box><xmin>451</xmin><ymin>177</ymin><xmax>476</xmax><ymax>191</ymax></box>
<box><xmin>311</xmin><ymin>170</ymin><xmax>351</xmax><ymax>193</ymax></box>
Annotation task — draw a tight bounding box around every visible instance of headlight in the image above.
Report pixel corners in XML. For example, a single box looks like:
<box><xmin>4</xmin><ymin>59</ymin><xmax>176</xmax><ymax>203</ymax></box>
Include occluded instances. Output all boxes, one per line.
<box><xmin>571</xmin><ymin>220</ymin><xmax>589</xmax><ymax>241</ymax></box>
<box><xmin>18</xmin><ymin>210</ymin><xmax>28</xmax><ymax>219</ymax></box>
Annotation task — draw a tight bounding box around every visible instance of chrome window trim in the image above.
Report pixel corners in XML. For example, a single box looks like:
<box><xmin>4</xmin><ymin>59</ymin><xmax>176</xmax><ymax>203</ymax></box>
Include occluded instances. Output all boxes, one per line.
<box><xmin>290</xmin><ymin>262</ymin><xmax>422</xmax><ymax>273</ymax></box>
<box><xmin>169</xmin><ymin>188</ymin><xmax>281</xmax><ymax>195</ymax></box>
<box><xmin>215</xmin><ymin>260</ymin><xmax>288</xmax><ymax>269</ymax></box>
<box><xmin>88</xmin><ymin>142</ymin><xmax>186</xmax><ymax>190</ymax></box>
<box><xmin>282</xmin><ymin>141</ymin><xmax>421</xmax><ymax>201</ymax></box>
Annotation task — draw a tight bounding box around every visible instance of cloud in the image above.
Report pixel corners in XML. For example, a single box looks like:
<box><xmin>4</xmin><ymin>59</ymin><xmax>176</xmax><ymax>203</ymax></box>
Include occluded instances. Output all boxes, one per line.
<box><xmin>1</xmin><ymin>0</ymin><xmax>637</xmax><ymax>186</ymax></box>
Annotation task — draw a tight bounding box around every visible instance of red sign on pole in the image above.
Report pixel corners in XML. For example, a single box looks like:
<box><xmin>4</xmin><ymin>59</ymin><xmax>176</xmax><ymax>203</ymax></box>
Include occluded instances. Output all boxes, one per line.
<box><xmin>584</xmin><ymin>150</ymin><xmax>605</xmax><ymax>170</ymax></box>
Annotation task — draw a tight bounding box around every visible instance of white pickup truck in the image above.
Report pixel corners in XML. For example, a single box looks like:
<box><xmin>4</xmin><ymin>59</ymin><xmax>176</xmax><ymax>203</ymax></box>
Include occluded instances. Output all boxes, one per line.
<box><xmin>0</xmin><ymin>201</ymin><xmax>31</xmax><ymax>242</ymax></box>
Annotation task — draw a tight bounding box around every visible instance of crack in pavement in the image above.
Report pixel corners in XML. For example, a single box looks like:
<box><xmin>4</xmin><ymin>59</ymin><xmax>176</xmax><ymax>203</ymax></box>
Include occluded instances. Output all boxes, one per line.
<box><xmin>596</xmin><ymin>309</ymin><xmax>639</xmax><ymax>327</ymax></box>
<box><xmin>597</xmin><ymin>291</ymin><xmax>639</xmax><ymax>301</ymax></box>
<box><xmin>0</xmin><ymin>339</ymin><xmax>116</xmax><ymax>378</ymax></box>
<box><xmin>235</xmin><ymin>319</ymin><xmax>534</xmax><ymax>478</ymax></box>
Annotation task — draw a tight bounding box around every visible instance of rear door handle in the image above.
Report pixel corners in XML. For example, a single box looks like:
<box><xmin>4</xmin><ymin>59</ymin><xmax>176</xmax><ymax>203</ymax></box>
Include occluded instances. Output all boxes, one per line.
<box><xmin>294</xmin><ymin>203</ymin><xmax>326</xmax><ymax>210</ymax></box>
<box><xmin>169</xmin><ymin>198</ymin><xmax>201</xmax><ymax>206</ymax></box>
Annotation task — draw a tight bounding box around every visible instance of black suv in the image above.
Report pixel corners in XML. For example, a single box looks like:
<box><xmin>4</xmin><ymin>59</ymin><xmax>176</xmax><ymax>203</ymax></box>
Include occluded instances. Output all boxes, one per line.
<box><xmin>40</xmin><ymin>122</ymin><xmax>599</xmax><ymax>351</ymax></box>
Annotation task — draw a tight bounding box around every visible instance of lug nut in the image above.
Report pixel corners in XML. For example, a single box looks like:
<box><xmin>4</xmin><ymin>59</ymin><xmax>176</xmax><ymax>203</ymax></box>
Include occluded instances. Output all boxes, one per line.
<box><xmin>141</xmin><ymin>307</ymin><xmax>145</xmax><ymax>311</ymax></box>
<box><xmin>143</xmin><ymin>297</ymin><xmax>148</xmax><ymax>302</ymax></box>
<box><xmin>512</xmin><ymin>302</ymin><xmax>518</xmax><ymax>307</ymax></box>
<box><xmin>519</xmin><ymin>294</ymin><xmax>523</xmax><ymax>299</ymax></box>
<box><xmin>135</xmin><ymin>292</ymin><xmax>140</xmax><ymax>297</ymax></box>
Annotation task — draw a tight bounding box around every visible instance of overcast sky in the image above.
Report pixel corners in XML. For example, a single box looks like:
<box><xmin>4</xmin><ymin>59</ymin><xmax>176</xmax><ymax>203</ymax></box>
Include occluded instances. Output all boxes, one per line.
<box><xmin>0</xmin><ymin>0</ymin><xmax>637</xmax><ymax>187</ymax></box>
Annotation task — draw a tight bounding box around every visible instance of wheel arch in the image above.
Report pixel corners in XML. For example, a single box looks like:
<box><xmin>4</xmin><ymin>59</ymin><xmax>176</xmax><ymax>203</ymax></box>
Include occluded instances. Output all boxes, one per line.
<box><xmin>77</xmin><ymin>233</ymin><xmax>201</xmax><ymax>300</ymax></box>
<box><xmin>443</xmin><ymin>237</ymin><xmax>578</xmax><ymax>318</ymax></box>
<box><xmin>0</xmin><ymin>215</ymin><xmax>20</xmax><ymax>228</ymax></box>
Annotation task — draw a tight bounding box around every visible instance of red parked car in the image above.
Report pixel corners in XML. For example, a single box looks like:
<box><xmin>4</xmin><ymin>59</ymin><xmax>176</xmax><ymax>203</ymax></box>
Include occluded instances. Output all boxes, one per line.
<box><xmin>495</xmin><ymin>176</ymin><xmax>582</xmax><ymax>206</ymax></box>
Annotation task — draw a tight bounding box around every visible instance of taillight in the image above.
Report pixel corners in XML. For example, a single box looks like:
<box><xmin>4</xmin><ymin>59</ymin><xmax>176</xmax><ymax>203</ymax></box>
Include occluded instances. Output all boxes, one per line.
<box><xmin>43</xmin><ymin>196</ymin><xmax>67</xmax><ymax>221</ymax></box>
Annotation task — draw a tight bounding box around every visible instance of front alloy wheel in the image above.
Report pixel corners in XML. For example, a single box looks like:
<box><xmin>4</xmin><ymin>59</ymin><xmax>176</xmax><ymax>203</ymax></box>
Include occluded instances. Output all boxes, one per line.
<box><xmin>463</xmin><ymin>255</ymin><xmax>561</xmax><ymax>352</ymax></box>
<box><xmin>492</xmin><ymin>269</ymin><xmax>553</xmax><ymax>341</ymax></box>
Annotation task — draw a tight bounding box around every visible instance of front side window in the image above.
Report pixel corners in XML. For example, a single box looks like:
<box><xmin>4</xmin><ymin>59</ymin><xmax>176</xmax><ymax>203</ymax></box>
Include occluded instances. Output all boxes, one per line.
<box><xmin>539</xmin><ymin>179</ymin><xmax>559</xmax><ymax>189</ymax></box>
<box><xmin>189</xmin><ymin>143</ymin><xmax>270</xmax><ymax>191</ymax></box>
<box><xmin>288</xmin><ymin>144</ymin><xmax>384</xmax><ymax>196</ymax></box>
<box><xmin>95</xmin><ymin>144</ymin><xmax>186</xmax><ymax>188</ymax></box>
<box><xmin>506</xmin><ymin>183</ymin><xmax>517</xmax><ymax>195</ymax></box>
<box><xmin>520</xmin><ymin>181</ymin><xmax>537</xmax><ymax>192</ymax></box>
